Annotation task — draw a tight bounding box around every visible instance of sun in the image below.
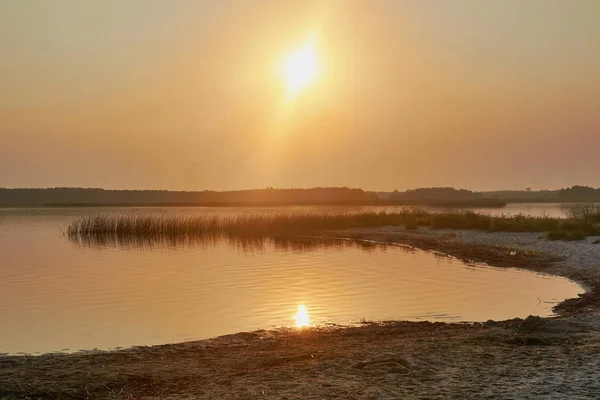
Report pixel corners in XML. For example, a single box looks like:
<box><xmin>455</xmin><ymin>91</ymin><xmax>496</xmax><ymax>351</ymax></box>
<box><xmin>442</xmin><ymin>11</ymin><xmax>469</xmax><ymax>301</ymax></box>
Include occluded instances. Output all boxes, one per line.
<box><xmin>294</xmin><ymin>304</ymin><xmax>310</xmax><ymax>327</ymax></box>
<box><xmin>280</xmin><ymin>41</ymin><xmax>319</xmax><ymax>96</ymax></box>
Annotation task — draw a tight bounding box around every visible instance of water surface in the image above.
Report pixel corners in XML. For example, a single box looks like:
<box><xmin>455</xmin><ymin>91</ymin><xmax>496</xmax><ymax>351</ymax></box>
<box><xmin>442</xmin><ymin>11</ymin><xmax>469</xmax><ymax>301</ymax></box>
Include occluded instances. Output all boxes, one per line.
<box><xmin>0</xmin><ymin>208</ymin><xmax>583</xmax><ymax>354</ymax></box>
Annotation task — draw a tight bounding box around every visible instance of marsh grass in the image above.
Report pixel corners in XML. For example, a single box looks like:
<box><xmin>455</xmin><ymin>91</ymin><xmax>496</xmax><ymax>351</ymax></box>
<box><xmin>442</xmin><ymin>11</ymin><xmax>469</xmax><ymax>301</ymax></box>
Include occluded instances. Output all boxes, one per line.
<box><xmin>66</xmin><ymin>206</ymin><xmax>600</xmax><ymax>244</ymax></box>
<box><xmin>546</xmin><ymin>230</ymin><xmax>587</xmax><ymax>241</ymax></box>
<box><xmin>69</xmin><ymin>229</ymin><xmax>386</xmax><ymax>253</ymax></box>
<box><xmin>565</xmin><ymin>204</ymin><xmax>600</xmax><ymax>223</ymax></box>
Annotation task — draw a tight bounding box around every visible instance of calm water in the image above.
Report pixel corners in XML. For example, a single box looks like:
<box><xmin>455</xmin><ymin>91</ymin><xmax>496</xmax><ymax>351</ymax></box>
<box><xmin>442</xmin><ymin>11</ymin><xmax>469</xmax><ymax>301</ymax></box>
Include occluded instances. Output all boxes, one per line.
<box><xmin>0</xmin><ymin>207</ymin><xmax>583</xmax><ymax>354</ymax></box>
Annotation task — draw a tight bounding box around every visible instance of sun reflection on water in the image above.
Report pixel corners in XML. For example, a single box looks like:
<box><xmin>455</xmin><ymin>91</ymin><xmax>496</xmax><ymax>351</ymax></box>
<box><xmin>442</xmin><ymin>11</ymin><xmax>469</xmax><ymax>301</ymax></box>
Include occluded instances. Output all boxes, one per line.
<box><xmin>294</xmin><ymin>304</ymin><xmax>310</xmax><ymax>327</ymax></box>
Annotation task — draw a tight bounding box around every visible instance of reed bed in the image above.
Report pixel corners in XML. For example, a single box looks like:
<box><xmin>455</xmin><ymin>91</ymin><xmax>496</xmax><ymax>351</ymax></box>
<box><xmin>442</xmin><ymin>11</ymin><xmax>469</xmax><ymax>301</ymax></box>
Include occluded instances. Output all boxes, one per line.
<box><xmin>70</xmin><ymin>231</ymin><xmax>385</xmax><ymax>254</ymax></box>
<box><xmin>66</xmin><ymin>207</ymin><xmax>600</xmax><ymax>244</ymax></box>
<box><xmin>66</xmin><ymin>212</ymin><xmax>410</xmax><ymax>238</ymax></box>
<box><xmin>566</xmin><ymin>204</ymin><xmax>600</xmax><ymax>223</ymax></box>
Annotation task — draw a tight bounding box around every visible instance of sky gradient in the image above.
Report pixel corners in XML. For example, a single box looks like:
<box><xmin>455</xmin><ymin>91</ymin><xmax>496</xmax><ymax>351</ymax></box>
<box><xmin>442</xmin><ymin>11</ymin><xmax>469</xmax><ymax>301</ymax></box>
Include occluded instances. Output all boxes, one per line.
<box><xmin>1</xmin><ymin>0</ymin><xmax>599</xmax><ymax>191</ymax></box>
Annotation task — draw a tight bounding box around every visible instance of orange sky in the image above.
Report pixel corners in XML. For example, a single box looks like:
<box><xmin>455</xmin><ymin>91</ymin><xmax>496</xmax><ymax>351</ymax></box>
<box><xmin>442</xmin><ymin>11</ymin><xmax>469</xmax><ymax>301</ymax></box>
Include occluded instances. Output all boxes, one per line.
<box><xmin>1</xmin><ymin>0</ymin><xmax>599</xmax><ymax>191</ymax></box>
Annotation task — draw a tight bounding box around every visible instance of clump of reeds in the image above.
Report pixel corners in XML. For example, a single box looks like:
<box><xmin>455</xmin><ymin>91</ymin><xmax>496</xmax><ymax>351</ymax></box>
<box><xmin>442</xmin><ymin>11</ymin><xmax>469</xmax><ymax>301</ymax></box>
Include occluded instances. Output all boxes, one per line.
<box><xmin>69</xmin><ymin>228</ymin><xmax>385</xmax><ymax>253</ymax></box>
<box><xmin>541</xmin><ymin>205</ymin><xmax>600</xmax><ymax>241</ymax></box>
<box><xmin>565</xmin><ymin>204</ymin><xmax>600</xmax><ymax>223</ymax></box>
<box><xmin>66</xmin><ymin>206</ymin><xmax>600</xmax><ymax>245</ymax></box>
<box><xmin>66</xmin><ymin>212</ymin><xmax>406</xmax><ymax>239</ymax></box>
<box><xmin>546</xmin><ymin>230</ymin><xmax>587</xmax><ymax>241</ymax></box>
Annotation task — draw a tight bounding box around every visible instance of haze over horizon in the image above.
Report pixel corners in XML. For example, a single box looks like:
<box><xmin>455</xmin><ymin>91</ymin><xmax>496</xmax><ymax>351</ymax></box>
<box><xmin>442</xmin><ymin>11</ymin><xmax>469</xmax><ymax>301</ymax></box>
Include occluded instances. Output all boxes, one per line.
<box><xmin>2</xmin><ymin>0</ymin><xmax>599</xmax><ymax>192</ymax></box>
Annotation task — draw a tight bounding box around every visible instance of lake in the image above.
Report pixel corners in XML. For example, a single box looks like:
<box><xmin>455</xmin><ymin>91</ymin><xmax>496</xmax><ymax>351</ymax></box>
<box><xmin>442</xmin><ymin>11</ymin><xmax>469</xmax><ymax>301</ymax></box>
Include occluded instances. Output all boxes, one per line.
<box><xmin>0</xmin><ymin>206</ymin><xmax>583</xmax><ymax>354</ymax></box>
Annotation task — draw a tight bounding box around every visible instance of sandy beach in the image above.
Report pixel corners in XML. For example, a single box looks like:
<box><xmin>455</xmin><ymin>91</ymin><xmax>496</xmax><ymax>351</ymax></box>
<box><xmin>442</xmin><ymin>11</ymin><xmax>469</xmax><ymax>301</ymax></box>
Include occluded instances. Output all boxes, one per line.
<box><xmin>2</xmin><ymin>227</ymin><xmax>600</xmax><ymax>399</ymax></box>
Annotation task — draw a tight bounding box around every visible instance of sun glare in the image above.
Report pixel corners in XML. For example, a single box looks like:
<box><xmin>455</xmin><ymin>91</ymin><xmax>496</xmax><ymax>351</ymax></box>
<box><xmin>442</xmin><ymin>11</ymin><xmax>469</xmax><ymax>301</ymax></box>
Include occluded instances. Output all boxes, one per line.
<box><xmin>294</xmin><ymin>304</ymin><xmax>310</xmax><ymax>327</ymax></box>
<box><xmin>281</xmin><ymin>41</ymin><xmax>319</xmax><ymax>96</ymax></box>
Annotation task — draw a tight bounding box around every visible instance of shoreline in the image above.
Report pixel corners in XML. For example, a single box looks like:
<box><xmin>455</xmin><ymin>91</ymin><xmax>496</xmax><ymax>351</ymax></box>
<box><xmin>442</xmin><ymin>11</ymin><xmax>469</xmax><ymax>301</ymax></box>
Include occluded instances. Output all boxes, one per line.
<box><xmin>2</xmin><ymin>228</ymin><xmax>600</xmax><ymax>399</ymax></box>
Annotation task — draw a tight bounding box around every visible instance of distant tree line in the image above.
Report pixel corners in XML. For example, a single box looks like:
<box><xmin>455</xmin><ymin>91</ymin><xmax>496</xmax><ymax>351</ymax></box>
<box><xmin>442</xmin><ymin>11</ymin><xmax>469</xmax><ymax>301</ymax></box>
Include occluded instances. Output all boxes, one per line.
<box><xmin>384</xmin><ymin>187</ymin><xmax>505</xmax><ymax>207</ymax></box>
<box><xmin>482</xmin><ymin>186</ymin><xmax>600</xmax><ymax>202</ymax></box>
<box><xmin>390</xmin><ymin>187</ymin><xmax>479</xmax><ymax>201</ymax></box>
<box><xmin>384</xmin><ymin>185</ymin><xmax>600</xmax><ymax>205</ymax></box>
<box><xmin>0</xmin><ymin>187</ymin><xmax>377</xmax><ymax>207</ymax></box>
<box><xmin>3</xmin><ymin>185</ymin><xmax>598</xmax><ymax>207</ymax></box>
<box><xmin>557</xmin><ymin>185</ymin><xmax>600</xmax><ymax>201</ymax></box>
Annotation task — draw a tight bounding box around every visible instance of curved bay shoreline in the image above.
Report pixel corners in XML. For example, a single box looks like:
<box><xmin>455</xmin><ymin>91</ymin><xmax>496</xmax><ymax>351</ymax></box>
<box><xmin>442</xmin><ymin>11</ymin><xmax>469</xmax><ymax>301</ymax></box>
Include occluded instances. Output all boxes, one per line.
<box><xmin>2</xmin><ymin>228</ymin><xmax>600</xmax><ymax>399</ymax></box>
<box><xmin>329</xmin><ymin>227</ymin><xmax>600</xmax><ymax>317</ymax></box>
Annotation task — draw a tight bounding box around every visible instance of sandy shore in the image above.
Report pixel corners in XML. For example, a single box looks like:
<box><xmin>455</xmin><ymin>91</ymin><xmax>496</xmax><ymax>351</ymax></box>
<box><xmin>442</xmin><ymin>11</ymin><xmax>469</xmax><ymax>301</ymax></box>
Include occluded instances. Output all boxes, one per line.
<box><xmin>2</xmin><ymin>228</ymin><xmax>600</xmax><ymax>399</ymax></box>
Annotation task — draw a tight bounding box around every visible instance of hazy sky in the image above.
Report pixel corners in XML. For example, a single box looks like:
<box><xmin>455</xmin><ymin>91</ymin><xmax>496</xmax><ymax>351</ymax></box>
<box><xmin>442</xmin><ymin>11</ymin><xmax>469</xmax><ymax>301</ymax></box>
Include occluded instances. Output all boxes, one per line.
<box><xmin>1</xmin><ymin>0</ymin><xmax>599</xmax><ymax>191</ymax></box>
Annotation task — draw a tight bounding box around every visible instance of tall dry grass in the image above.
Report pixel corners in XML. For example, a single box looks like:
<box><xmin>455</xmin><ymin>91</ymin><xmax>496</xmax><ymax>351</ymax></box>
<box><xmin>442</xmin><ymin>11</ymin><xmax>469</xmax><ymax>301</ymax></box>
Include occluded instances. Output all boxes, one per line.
<box><xmin>565</xmin><ymin>204</ymin><xmax>600</xmax><ymax>223</ymax></box>
<box><xmin>66</xmin><ymin>206</ymin><xmax>600</xmax><ymax>243</ymax></box>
